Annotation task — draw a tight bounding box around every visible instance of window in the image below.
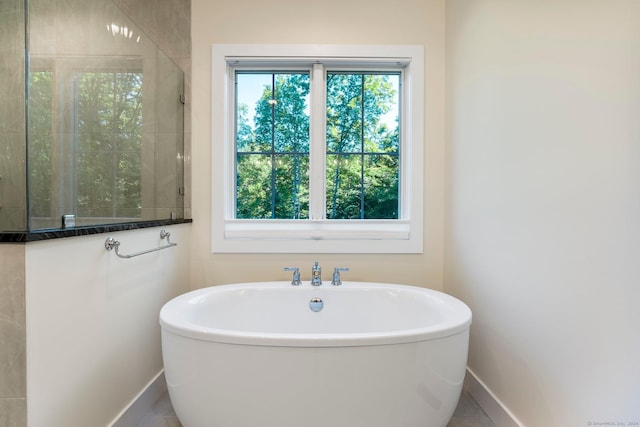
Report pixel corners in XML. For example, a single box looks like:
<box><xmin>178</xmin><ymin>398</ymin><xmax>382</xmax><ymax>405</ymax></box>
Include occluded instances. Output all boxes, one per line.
<box><xmin>212</xmin><ymin>45</ymin><xmax>424</xmax><ymax>253</ymax></box>
<box><xmin>325</xmin><ymin>72</ymin><xmax>400</xmax><ymax>220</ymax></box>
<box><xmin>235</xmin><ymin>71</ymin><xmax>311</xmax><ymax>220</ymax></box>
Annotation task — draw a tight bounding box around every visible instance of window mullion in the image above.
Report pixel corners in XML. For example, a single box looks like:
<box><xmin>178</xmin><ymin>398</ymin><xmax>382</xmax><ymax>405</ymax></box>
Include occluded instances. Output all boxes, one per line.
<box><xmin>309</xmin><ymin>63</ymin><xmax>326</xmax><ymax>220</ymax></box>
<box><xmin>270</xmin><ymin>73</ymin><xmax>277</xmax><ymax>219</ymax></box>
<box><xmin>360</xmin><ymin>74</ymin><xmax>365</xmax><ymax>220</ymax></box>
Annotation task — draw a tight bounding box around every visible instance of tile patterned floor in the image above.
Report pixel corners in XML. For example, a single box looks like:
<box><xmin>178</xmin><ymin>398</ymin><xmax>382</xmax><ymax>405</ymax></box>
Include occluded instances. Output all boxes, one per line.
<box><xmin>136</xmin><ymin>390</ymin><xmax>496</xmax><ymax>427</ymax></box>
<box><xmin>448</xmin><ymin>391</ymin><xmax>498</xmax><ymax>427</ymax></box>
<box><xmin>135</xmin><ymin>391</ymin><xmax>181</xmax><ymax>427</ymax></box>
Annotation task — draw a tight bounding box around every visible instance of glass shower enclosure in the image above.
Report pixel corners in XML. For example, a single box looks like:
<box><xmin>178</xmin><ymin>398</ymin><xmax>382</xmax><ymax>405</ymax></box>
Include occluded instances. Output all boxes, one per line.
<box><xmin>0</xmin><ymin>0</ymin><xmax>185</xmax><ymax>233</ymax></box>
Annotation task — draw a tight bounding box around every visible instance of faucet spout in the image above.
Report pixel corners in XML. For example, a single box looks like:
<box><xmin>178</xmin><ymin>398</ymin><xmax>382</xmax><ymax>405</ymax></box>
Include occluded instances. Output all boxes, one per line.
<box><xmin>311</xmin><ymin>261</ymin><xmax>322</xmax><ymax>286</ymax></box>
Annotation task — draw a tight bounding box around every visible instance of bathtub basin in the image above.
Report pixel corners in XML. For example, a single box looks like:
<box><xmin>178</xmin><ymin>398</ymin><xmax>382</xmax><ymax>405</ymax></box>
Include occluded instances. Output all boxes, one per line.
<box><xmin>160</xmin><ymin>281</ymin><xmax>471</xmax><ymax>427</ymax></box>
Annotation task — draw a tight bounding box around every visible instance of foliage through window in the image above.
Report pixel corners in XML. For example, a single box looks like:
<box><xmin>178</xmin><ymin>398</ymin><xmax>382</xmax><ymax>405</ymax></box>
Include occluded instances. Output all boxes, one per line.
<box><xmin>76</xmin><ymin>71</ymin><xmax>143</xmax><ymax>218</ymax></box>
<box><xmin>27</xmin><ymin>54</ymin><xmax>184</xmax><ymax>230</ymax></box>
<box><xmin>326</xmin><ymin>72</ymin><xmax>400</xmax><ymax>219</ymax></box>
<box><xmin>235</xmin><ymin>72</ymin><xmax>310</xmax><ymax>219</ymax></box>
<box><xmin>234</xmin><ymin>70</ymin><xmax>400</xmax><ymax>220</ymax></box>
<box><xmin>28</xmin><ymin>63</ymin><xmax>144</xmax><ymax>223</ymax></box>
<box><xmin>28</xmin><ymin>71</ymin><xmax>54</xmax><ymax>219</ymax></box>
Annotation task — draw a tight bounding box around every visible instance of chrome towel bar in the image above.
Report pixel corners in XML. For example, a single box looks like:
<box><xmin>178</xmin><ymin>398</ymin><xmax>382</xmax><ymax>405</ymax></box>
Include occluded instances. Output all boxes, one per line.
<box><xmin>105</xmin><ymin>229</ymin><xmax>177</xmax><ymax>259</ymax></box>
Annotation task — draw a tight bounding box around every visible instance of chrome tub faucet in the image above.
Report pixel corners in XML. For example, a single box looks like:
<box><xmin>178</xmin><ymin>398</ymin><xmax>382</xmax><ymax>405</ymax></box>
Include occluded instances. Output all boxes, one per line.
<box><xmin>331</xmin><ymin>267</ymin><xmax>349</xmax><ymax>286</ymax></box>
<box><xmin>284</xmin><ymin>266</ymin><xmax>301</xmax><ymax>286</ymax></box>
<box><xmin>311</xmin><ymin>261</ymin><xmax>322</xmax><ymax>286</ymax></box>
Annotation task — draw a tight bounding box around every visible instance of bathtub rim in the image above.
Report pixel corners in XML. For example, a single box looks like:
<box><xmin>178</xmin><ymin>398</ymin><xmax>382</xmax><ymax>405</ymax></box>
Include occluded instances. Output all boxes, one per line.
<box><xmin>160</xmin><ymin>281</ymin><xmax>472</xmax><ymax>348</ymax></box>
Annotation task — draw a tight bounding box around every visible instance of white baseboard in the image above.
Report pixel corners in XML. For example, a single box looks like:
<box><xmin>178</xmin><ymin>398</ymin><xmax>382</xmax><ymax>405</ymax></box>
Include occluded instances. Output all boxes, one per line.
<box><xmin>108</xmin><ymin>370</ymin><xmax>167</xmax><ymax>427</ymax></box>
<box><xmin>464</xmin><ymin>367</ymin><xmax>524</xmax><ymax>427</ymax></box>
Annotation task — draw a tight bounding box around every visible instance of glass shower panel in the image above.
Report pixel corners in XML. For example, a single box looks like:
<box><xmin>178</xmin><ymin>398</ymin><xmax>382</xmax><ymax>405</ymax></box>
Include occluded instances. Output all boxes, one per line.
<box><xmin>27</xmin><ymin>0</ymin><xmax>185</xmax><ymax>230</ymax></box>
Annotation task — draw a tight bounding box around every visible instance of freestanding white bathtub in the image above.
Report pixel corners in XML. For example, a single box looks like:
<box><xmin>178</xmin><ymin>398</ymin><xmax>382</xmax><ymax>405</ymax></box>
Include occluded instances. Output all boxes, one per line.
<box><xmin>160</xmin><ymin>281</ymin><xmax>472</xmax><ymax>427</ymax></box>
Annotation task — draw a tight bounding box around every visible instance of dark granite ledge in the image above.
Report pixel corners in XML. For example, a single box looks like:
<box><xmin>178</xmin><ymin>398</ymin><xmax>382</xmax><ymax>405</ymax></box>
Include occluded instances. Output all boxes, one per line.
<box><xmin>0</xmin><ymin>218</ymin><xmax>192</xmax><ymax>243</ymax></box>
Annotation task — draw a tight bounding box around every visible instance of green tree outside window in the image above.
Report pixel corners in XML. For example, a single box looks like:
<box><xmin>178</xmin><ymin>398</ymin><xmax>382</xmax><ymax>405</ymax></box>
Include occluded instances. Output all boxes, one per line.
<box><xmin>235</xmin><ymin>70</ymin><xmax>399</xmax><ymax>220</ymax></box>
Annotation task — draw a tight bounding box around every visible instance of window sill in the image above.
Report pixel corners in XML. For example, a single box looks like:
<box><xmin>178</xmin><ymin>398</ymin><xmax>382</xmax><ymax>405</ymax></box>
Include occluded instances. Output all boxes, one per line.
<box><xmin>212</xmin><ymin>220</ymin><xmax>422</xmax><ymax>254</ymax></box>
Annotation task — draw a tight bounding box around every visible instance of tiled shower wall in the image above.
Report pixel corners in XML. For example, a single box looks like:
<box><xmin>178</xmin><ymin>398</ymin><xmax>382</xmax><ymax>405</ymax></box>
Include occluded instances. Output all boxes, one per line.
<box><xmin>0</xmin><ymin>0</ymin><xmax>191</xmax><ymax>232</ymax></box>
<box><xmin>27</xmin><ymin>0</ymin><xmax>191</xmax><ymax>227</ymax></box>
<box><xmin>0</xmin><ymin>1</ymin><xmax>28</xmax><ymax>425</ymax></box>
<box><xmin>0</xmin><ymin>0</ymin><xmax>27</xmax><ymax>231</ymax></box>
<box><xmin>0</xmin><ymin>245</ymin><xmax>26</xmax><ymax>426</ymax></box>
<box><xmin>113</xmin><ymin>0</ymin><xmax>192</xmax><ymax>219</ymax></box>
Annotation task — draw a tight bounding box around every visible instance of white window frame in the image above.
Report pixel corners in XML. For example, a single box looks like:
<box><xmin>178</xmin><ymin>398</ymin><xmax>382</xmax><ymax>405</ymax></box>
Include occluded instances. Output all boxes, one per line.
<box><xmin>211</xmin><ymin>44</ymin><xmax>424</xmax><ymax>253</ymax></box>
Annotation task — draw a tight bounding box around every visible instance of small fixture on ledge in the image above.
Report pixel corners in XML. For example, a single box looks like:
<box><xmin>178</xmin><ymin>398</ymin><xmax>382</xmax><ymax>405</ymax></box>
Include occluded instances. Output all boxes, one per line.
<box><xmin>62</xmin><ymin>214</ymin><xmax>76</xmax><ymax>229</ymax></box>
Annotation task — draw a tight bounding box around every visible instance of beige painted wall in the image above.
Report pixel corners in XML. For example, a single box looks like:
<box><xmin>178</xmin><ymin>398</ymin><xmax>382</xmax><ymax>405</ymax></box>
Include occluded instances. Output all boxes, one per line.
<box><xmin>446</xmin><ymin>1</ymin><xmax>640</xmax><ymax>425</ymax></box>
<box><xmin>191</xmin><ymin>0</ymin><xmax>446</xmax><ymax>289</ymax></box>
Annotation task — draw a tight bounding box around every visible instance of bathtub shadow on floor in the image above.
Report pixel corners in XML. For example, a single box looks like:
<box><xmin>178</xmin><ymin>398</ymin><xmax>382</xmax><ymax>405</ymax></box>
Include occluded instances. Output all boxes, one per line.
<box><xmin>135</xmin><ymin>390</ymin><xmax>496</xmax><ymax>427</ymax></box>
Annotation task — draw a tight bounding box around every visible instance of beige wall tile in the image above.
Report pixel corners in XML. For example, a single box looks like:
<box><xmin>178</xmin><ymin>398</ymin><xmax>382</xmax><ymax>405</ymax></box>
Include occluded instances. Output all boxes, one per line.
<box><xmin>0</xmin><ymin>398</ymin><xmax>27</xmax><ymax>427</ymax></box>
<box><xmin>0</xmin><ymin>244</ymin><xmax>26</xmax><ymax>401</ymax></box>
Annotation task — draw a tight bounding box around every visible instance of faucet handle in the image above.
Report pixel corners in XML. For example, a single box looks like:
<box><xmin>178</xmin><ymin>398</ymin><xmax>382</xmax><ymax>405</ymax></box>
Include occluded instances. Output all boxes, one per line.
<box><xmin>284</xmin><ymin>267</ymin><xmax>301</xmax><ymax>286</ymax></box>
<box><xmin>331</xmin><ymin>267</ymin><xmax>350</xmax><ymax>286</ymax></box>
